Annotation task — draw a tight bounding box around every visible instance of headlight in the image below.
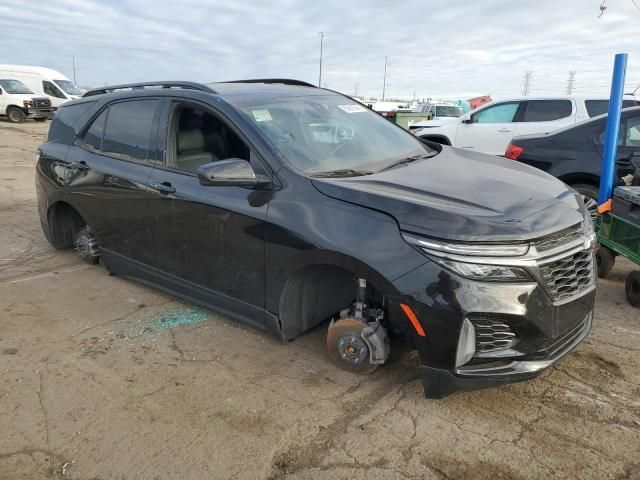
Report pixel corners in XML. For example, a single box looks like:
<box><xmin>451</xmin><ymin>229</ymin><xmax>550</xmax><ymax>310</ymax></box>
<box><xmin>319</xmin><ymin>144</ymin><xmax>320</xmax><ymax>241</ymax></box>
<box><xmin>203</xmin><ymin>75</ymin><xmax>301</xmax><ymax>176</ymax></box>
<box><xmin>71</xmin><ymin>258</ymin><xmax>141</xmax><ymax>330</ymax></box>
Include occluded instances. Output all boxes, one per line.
<box><xmin>402</xmin><ymin>232</ymin><xmax>529</xmax><ymax>257</ymax></box>
<box><xmin>437</xmin><ymin>259</ymin><xmax>531</xmax><ymax>282</ymax></box>
<box><xmin>402</xmin><ymin>232</ymin><xmax>532</xmax><ymax>282</ymax></box>
<box><xmin>23</xmin><ymin>100</ymin><xmax>33</xmax><ymax>107</ymax></box>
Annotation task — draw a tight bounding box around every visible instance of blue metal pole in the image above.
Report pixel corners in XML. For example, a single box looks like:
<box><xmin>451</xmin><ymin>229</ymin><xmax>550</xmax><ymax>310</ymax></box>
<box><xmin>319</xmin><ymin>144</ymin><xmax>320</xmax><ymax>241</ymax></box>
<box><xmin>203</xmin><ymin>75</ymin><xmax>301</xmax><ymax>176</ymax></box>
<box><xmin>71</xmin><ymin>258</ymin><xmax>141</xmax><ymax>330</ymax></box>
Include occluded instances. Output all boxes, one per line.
<box><xmin>598</xmin><ymin>53</ymin><xmax>628</xmax><ymax>206</ymax></box>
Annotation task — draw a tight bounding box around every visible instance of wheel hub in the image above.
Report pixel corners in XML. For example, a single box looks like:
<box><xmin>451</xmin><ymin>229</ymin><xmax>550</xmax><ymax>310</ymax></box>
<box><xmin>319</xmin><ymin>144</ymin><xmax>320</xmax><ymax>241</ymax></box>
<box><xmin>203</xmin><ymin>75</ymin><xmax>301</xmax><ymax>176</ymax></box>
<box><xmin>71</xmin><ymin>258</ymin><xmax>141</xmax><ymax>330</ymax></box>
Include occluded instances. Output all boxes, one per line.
<box><xmin>337</xmin><ymin>333</ymin><xmax>368</xmax><ymax>365</ymax></box>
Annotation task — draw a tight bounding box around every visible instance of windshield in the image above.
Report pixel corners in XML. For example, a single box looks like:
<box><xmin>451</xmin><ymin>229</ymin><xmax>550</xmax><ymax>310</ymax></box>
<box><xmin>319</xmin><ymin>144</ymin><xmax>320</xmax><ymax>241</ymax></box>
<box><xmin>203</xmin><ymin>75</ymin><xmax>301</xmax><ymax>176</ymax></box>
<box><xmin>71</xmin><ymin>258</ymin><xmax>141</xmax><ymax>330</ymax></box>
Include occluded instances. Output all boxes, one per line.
<box><xmin>238</xmin><ymin>95</ymin><xmax>435</xmax><ymax>175</ymax></box>
<box><xmin>0</xmin><ymin>79</ymin><xmax>33</xmax><ymax>94</ymax></box>
<box><xmin>54</xmin><ymin>79</ymin><xmax>82</xmax><ymax>96</ymax></box>
<box><xmin>435</xmin><ymin>106</ymin><xmax>463</xmax><ymax>117</ymax></box>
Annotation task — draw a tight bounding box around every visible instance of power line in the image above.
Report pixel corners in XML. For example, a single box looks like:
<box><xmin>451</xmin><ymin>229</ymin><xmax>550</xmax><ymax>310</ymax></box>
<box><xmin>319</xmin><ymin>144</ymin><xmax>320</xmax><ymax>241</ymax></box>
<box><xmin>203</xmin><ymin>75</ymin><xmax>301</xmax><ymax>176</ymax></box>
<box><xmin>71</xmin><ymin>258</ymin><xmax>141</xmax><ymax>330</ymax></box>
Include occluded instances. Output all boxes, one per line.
<box><xmin>317</xmin><ymin>32</ymin><xmax>325</xmax><ymax>87</ymax></box>
<box><xmin>522</xmin><ymin>71</ymin><xmax>533</xmax><ymax>96</ymax></box>
<box><xmin>382</xmin><ymin>56</ymin><xmax>388</xmax><ymax>100</ymax></box>
<box><xmin>566</xmin><ymin>70</ymin><xmax>576</xmax><ymax>94</ymax></box>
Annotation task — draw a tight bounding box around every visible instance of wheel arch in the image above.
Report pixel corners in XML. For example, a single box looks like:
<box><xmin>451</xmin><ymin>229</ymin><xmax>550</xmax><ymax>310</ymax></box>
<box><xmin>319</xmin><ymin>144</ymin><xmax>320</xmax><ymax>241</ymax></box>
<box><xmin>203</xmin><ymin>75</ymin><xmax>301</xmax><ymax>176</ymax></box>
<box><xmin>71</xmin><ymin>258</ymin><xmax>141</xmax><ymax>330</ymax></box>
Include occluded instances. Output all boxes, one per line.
<box><xmin>275</xmin><ymin>250</ymin><xmax>399</xmax><ymax>341</ymax></box>
<box><xmin>417</xmin><ymin>134</ymin><xmax>451</xmax><ymax>146</ymax></box>
<box><xmin>46</xmin><ymin>200</ymin><xmax>89</xmax><ymax>249</ymax></box>
<box><xmin>557</xmin><ymin>172</ymin><xmax>600</xmax><ymax>189</ymax></box>
<box><xmin>6</xmin><ymin>104</ymin><xmax>28</xmax><ymax>113</ymax></box>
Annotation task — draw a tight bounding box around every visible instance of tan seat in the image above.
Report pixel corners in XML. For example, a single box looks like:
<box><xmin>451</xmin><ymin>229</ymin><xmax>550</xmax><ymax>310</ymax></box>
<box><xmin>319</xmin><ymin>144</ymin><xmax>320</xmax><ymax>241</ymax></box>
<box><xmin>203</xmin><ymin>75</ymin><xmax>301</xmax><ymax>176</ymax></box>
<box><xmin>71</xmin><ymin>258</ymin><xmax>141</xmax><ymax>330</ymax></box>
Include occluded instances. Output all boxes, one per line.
<box><xmin>176</xmin><ymin>128</ymin><xmax>216</xmax><ymax>172</ymax></box>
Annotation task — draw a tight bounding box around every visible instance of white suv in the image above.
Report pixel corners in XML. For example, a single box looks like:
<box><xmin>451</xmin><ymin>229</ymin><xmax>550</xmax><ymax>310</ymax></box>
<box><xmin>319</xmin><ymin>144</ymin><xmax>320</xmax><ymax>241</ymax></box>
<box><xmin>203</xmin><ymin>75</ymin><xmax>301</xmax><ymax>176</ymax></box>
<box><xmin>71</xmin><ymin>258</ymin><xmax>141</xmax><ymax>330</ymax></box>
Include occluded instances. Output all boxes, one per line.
<box><xmin>410</xmin><ymin>95</ymin><xmax>639</xmax><ymax>156</ymax></box>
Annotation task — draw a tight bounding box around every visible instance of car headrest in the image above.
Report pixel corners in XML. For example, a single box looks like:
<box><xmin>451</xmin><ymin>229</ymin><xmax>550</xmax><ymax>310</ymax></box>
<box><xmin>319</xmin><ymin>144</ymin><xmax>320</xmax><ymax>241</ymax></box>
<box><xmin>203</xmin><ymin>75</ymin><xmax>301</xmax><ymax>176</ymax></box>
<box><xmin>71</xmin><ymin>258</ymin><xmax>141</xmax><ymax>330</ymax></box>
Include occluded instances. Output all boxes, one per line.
<box><xmin>177</xmin><ymin>129</ymin><xmax>205</xmax><ymax>153</ymax></box>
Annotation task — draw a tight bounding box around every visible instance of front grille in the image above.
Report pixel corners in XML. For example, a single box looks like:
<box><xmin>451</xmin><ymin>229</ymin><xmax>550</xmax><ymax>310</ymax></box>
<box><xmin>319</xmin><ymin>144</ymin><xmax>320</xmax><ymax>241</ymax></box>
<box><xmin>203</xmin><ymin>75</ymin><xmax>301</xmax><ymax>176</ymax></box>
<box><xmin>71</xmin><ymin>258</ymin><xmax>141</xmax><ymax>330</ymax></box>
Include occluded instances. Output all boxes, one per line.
<box><xmin>534</xmin><ymin>223</ymin><xmax>582</xmax><ymax>252</ymax></box>
<box><xmin>470</xmin><ymin>317</ymin><xmax>516</xmax><ymax>353</ymax></box>
<box><xmin>34</xmin><ymin>99</ymin><xmax>51</xmax><ymax>108</ymax></box>
<box><xmin>540</xmin><ymin>249</ymin><xmax>594</xmax><ymax>302</ymax></box>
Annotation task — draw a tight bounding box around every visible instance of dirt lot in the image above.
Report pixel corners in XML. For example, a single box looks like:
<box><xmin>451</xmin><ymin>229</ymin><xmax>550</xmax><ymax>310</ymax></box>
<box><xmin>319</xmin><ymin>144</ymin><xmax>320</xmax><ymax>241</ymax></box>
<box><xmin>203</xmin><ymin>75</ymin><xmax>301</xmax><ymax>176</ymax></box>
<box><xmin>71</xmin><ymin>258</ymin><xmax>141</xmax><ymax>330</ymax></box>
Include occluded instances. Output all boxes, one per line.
<box><xmin>1</xmin><ymin>120</ymin><xmax>639</xmax><ymax>480</ymax></box>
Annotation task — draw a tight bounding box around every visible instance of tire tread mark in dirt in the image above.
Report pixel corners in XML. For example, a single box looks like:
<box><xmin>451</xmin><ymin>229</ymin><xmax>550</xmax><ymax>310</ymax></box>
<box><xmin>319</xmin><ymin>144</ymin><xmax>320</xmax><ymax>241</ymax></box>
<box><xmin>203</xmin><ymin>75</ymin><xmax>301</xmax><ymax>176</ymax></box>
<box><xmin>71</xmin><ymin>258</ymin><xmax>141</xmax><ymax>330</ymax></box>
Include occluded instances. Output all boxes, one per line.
<box><xmin>37</xmin><ymin>371</ymin><xmax>51</xmax><ymax>462</ymax></box>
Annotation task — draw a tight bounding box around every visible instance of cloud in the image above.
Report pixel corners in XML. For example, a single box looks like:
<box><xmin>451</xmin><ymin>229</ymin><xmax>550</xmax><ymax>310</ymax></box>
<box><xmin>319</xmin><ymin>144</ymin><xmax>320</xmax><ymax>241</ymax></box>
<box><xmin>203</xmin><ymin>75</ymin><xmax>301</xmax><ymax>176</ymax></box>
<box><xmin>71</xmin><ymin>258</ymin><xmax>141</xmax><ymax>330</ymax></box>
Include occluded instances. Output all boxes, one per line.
<box><xmin>2</xmin><ymin>0</ymin><xmax>639</xmax><ymax>99</ymax></box>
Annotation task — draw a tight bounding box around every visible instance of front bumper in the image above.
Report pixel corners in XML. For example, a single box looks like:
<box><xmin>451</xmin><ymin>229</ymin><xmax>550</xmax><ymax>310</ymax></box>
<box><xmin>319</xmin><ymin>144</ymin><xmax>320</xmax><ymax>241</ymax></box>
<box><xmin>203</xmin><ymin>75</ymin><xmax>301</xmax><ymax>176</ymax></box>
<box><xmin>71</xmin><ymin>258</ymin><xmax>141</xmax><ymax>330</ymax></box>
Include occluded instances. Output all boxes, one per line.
<box><xmin>27</xmin><ymin>108</ymin><xmax>52</xmax><ymax>118</ymax></box>
<box><xmin>390</xmin><ymin>227</ymin><xmax>597</xmax><ymax>399</ymax></box>
<box><xmin>420</xmin><ymin>311</ymin><xmax>592</xmax><ymax>398</ymax></box>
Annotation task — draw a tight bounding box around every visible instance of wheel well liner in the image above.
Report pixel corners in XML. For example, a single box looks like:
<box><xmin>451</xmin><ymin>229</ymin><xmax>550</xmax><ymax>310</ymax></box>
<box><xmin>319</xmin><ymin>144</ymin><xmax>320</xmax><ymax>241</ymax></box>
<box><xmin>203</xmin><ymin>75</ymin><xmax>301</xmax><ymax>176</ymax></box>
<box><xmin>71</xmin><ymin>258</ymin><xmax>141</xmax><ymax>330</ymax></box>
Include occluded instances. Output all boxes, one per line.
<box><xmin>417</xmin><ymin>134</ymin><xmax>451</xmax><ymax>146</ymax></box>
<box><xmin>46</xmin><ymin>201</ymin><xmax>86</xmax><ymax>249</ymax></box>
<box><xmin>276</xmin><ymin>253</ymin><xmax>399</xmax><ymax>341</ymax></box>
<box><xmin>558</xmin><ymin>173</ymin><xmax>600</xmax><ymax>188</ymax></box>
<box><xmin>278</xmin><ymin>264</ymin><xmax>355</xmax><ymax>340</ymax></box>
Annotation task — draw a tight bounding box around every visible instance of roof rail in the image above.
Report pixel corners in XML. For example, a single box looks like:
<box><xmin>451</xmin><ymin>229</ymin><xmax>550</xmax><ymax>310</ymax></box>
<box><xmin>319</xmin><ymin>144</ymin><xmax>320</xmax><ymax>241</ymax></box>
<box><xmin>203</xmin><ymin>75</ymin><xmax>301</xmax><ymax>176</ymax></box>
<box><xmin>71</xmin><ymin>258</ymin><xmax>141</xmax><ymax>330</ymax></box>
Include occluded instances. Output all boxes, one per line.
<box><xmin>220</xmin><ymin>78</ymin><xmax>317</xmax><ymax>88</ymax></box>
<box><xmin>83</xmin><ymin>81</ymin><xmax>216</xmax><ymax>97</ymax></box>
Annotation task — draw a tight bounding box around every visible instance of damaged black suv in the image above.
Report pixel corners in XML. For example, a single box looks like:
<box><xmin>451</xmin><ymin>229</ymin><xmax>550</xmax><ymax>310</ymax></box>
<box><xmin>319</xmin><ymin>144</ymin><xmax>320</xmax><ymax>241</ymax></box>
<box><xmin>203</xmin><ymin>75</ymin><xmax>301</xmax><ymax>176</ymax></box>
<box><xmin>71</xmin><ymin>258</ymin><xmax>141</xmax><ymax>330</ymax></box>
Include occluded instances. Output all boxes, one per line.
<box><xmin>36</xmin><ymin>79</ymin><xmax>596</xmax><ymax>398</ymax></box>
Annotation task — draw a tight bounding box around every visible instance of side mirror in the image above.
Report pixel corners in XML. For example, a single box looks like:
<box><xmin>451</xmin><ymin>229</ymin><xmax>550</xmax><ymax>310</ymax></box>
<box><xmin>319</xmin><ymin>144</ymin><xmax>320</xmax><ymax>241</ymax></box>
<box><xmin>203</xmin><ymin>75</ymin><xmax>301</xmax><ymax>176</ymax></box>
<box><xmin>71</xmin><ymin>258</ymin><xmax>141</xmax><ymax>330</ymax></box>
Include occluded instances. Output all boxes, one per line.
<box><xmin>461</xmin><ymin>114</ymin><xmax>472</xmax><ymax>124</ymax></box>
<box><xmin>197</xmin><ymin>159</ymin><xmax>271</xmax><ymax>188</ymax></box>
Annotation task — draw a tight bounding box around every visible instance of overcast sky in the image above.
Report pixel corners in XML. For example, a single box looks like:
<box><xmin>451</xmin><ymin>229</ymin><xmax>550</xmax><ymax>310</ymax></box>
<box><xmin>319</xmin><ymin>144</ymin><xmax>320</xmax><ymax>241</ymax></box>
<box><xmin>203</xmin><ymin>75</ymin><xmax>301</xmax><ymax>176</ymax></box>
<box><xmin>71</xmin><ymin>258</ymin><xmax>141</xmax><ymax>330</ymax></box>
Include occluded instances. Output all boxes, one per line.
<box><xmin>2</xmin><ymin>0</ymin><xmax>639</xmax><ymax>100</ymax></box>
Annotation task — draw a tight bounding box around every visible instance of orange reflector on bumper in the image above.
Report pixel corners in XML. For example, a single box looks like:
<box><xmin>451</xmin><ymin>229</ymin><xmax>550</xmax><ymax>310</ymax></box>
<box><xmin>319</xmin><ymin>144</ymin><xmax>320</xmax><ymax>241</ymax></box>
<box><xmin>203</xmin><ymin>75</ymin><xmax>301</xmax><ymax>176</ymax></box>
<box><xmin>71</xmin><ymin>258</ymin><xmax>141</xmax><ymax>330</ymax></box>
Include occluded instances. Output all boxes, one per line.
<box><xmin>399</xmin><ymin>303</ymin><xmax>426</xmax><ymax>337</ymax></box>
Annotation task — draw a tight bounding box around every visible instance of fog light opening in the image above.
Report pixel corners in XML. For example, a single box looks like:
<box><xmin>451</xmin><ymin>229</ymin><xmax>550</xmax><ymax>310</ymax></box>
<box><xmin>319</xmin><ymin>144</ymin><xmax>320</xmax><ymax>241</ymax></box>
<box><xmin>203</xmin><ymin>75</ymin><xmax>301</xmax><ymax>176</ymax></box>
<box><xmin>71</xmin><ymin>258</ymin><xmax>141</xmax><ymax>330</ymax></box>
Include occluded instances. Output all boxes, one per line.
<box><xmin>455</xmin><ymin>318</ymin><xmax>476</xmax><ymax>368</ymax></box>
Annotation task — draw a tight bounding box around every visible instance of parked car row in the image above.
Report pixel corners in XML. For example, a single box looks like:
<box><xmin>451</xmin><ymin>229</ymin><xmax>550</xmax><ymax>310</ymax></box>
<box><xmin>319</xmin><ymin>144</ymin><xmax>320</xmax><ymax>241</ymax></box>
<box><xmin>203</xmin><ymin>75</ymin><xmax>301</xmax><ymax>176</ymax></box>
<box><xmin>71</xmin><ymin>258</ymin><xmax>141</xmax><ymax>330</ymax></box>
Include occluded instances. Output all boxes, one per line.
<box><xmin>411</xmin><ymin>95</ymin><xmax>638</xmax><ymax>155</ymax></box>
<box><xmin>507</xmin><ymin>106</ymin><xmax>640</xmax><ymax>216</ymax></box>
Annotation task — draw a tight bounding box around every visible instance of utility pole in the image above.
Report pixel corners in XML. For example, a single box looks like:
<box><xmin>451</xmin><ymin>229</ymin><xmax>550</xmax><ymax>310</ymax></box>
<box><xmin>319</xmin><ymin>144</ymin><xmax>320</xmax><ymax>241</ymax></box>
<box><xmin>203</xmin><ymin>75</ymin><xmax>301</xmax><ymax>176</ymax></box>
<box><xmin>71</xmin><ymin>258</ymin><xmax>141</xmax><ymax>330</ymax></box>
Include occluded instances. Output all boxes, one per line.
<box><xmin>72</xmin><ymin>55</ymin><xmax>77</xmax><ymax>85</ymax></box>
<box><xmin>566</xmin><ymin>70</ymin><xmax>576</xmax><ymax>95</ymax></box>
<box><xmin>522</xmin><ymin>71</ymin><xmax>533</xmax><ymax>96</ymax></box>
<box><xmin>382</xmin><ymin>56</ymin><xmax>388</xmax><ymax>100</ymax></box>
<box><xmin>317</xmin><ymin>32</ymin><xmax>325</xmax><ymax>87</ymax></box>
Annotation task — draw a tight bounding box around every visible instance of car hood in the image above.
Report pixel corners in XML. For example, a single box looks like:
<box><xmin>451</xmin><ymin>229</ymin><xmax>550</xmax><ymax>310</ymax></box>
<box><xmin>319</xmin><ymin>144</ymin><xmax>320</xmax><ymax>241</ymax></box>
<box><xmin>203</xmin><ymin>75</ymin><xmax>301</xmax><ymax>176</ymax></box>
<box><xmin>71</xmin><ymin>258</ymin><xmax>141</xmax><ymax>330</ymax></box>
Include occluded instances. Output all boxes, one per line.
<box><xmin>311</xmin><ymin>147</ymin><xmax>585</xmax><ymax>242</ymax></box>
<box><xmin>411</xmin><ymin>118</ymin><xmax>459</xmax><ymax>129</ymax></box>
<box><xmin>5</xmin><ymin>93</ymin><xmax>47</xmax><ymax>102</ymax></box>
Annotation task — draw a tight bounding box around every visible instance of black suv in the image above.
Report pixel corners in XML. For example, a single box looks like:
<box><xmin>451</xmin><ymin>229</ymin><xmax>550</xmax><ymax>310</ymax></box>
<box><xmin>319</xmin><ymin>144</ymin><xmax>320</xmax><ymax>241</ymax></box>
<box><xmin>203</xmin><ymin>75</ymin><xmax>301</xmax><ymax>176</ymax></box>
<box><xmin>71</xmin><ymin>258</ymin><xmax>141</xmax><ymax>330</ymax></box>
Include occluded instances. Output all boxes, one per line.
<box><xmin>36</xmin><ymin>80</ymin><xmax>596</xmax><ymax>398</ymax></box>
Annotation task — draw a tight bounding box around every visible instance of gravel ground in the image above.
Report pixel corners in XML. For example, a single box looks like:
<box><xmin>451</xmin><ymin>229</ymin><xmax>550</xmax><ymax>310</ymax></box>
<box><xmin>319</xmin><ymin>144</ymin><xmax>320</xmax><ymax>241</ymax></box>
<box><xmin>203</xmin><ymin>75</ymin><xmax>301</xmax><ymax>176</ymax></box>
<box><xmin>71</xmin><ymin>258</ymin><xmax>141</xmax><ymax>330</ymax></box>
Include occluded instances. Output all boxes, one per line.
<box><xmin>1</xmin><ymin>120</ymin><xmax>639</xmax><ymax>480</ymax></box>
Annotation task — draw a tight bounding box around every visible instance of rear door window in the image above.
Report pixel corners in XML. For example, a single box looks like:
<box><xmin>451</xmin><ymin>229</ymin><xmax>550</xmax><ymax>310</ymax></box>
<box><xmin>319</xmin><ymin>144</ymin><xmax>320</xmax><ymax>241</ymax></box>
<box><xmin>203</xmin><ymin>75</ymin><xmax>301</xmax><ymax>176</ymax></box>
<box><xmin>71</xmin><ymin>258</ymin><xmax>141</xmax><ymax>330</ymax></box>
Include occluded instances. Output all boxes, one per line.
<box><xmin>471</xmin><ymin>102</ymin><xmax>520</xmax><ymax>123</ymax></box>
<box><xmin>101</xmin><ymin>100</ymin><xmax>158</xmax><ymax>161</ymax></box>
<box><xmin>48</xmin><ymin>101</ymin><xmax>96</xmax><ymax>144</ymax></box>
<box><xmin>522</xmin><ymin>100</ymin><xmax>572</xmax><ymax>122</ymax></box>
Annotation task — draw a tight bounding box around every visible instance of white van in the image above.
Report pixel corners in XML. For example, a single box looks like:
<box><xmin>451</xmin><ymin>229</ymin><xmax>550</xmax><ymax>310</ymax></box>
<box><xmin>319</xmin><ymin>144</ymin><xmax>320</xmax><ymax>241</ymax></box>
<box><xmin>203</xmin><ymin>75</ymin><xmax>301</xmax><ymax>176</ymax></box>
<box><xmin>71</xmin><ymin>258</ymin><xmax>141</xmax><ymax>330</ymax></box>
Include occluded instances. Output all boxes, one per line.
<box><xmin>0</xmin><ymin>65</ymin><xmax>83</xmax><ymax>109</ymax></box>
<box><xmin>0</xmin><ymin>79</ymin><xmax>52</xmax><ymax>122</ymax></box>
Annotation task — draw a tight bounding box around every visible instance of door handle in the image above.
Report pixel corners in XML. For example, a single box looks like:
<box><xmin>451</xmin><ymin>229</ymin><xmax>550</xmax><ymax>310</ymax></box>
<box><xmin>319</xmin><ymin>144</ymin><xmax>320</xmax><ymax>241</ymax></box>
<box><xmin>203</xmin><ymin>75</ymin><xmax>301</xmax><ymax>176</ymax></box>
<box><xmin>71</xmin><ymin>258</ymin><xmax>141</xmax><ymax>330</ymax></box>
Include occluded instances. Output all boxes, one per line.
<box><xmin>151</xmin><ymin>182</ymin><xmax>176</xmax><ymax>194</ymax></box>
<box><xmin>497</xmin><ymin>128</ymin><xmax>512</xmax><ymax>133</ymax></box>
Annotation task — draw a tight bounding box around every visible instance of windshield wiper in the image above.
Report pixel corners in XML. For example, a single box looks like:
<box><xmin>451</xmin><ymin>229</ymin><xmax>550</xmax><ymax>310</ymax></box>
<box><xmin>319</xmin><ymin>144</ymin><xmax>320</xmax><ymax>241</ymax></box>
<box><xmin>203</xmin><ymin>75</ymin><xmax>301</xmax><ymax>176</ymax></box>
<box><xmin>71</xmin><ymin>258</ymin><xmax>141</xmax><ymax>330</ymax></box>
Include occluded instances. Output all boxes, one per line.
<box><xmin>377</xmin><ymin>153</ymin><xmax>436</xmax><ymax>173</ymax></box>
<box><xmin>311</xmin><ymin>169</ymin><xmax>373</xmax><ymax>178</ymax></box>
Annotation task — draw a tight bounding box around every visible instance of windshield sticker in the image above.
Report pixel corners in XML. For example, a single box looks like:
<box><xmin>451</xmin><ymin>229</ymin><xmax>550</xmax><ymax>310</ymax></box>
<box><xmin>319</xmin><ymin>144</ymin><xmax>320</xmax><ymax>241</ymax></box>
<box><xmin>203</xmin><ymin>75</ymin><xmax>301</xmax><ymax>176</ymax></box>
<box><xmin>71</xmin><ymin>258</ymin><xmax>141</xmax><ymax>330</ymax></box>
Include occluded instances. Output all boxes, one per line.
<box><xmin>338</xmin><ymin>104</ymin><xmax>367</xmax><ymax>113</ymax></box>
<box><xmin>252</xmin><ymin>109</ymin><xmax>273</xmax><ymax>122</ymax></box>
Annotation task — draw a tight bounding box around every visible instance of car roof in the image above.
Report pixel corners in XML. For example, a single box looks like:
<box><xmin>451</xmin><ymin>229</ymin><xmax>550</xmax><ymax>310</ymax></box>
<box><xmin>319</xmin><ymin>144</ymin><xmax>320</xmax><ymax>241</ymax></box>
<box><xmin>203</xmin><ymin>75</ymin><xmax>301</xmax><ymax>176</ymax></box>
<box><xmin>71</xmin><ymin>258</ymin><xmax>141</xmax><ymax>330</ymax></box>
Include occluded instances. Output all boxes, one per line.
<box><xmin>490</xmin><ymin>94</ymin><xmax>637</xmax><ymax>102</ymax></box>
<box><xmin>72</xmin><ymin>80</ymin><xmax>343</xmax><ymax>108</ymax></box>
<box><xmin>207</xmin><ymin>82</ymin><xmax>337</xmax><ymax>103</ymax></box>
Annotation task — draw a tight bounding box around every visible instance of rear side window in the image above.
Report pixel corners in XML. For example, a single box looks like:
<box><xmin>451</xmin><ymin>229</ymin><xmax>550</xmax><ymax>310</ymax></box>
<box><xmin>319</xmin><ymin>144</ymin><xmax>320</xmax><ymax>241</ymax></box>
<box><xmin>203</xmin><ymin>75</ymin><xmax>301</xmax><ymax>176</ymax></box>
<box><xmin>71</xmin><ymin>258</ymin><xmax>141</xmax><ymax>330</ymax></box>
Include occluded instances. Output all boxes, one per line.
<box><xmin>522</xmin><ymin>100</ymin><xmax>572</xmax><ymax>122</ymax></box>
<box><xmin>586</xmin><ymin>99</ymin><xmax>638</xmax><ymax>117</ymax></box>
<box><xmin>47</xmin><ymin>101</ymin><xmax>96</xmax><ymax>144</ymax></box>
<box><xmin>82</xmin><ymin>109</ymin><xmax>108</xmax><ymax>151</ymax></box>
